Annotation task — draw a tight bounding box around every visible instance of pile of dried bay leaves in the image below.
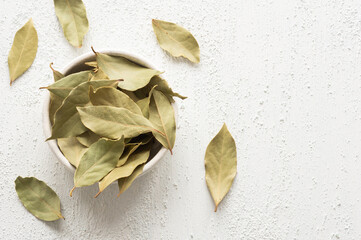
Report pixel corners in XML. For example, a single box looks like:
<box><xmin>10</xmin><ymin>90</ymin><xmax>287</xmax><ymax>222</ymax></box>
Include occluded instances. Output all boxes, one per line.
<box><xmin>43</xmin><ymin>47</ymin><xmax>186</xmax><ymax>198</ymax></box>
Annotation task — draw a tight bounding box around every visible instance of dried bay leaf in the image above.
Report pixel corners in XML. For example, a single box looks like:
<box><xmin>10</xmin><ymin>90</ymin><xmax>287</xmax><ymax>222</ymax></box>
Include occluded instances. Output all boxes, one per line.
<box><xmin>8</xmin><ymin>19</ymin><xmax>38</xmax><ymax>85</ymax></box>
<box><xmin>54</xmin><ymin>0</ymin><xmax>89</xmax><ymax>47</ymax></box>
<box><xmin>58</xmin><ymin>137</ymin><xmax>88</xmax><ymax>167</ymax></box>
<box><xmin>137</xmin><ymin>85</ymin><xmax>157</xmax><ymax>118</ymax></box>
<box><xmin>41</xmin><ymin>71</ymin><xmax>92</xmax><ymax>99</ymax></box>
<box><xmin>84</xmin><ymin>61</ymin><xmax>97</xmax><ymax>68</ymax></box>
<box><xmin>15</xmin><ymin>176</ymin><xmax>64</xmax><ymax>221</ymax></box>
<box><xmin>94</xmin><ymin>50</ymin><xmax>162</xmax><ymax>91</ymax></box>
<box><xmin>149</xmin><ymin>89</ymin><xmax>176</xmax><ymax>153</ymax></box>
<box><xmin>77</xmin><ymin>105</ymin><xmax>166</xmax><ymax>139</ymax></box>
<box><xmin>90</xmin><ymin>68</ymin><xmax>108</xmax><ymax>81</ymax></box>
<box><xmin>205</xmin><ymin>124</ymin><xmax>237</xmax><ymax>212</ymax></box>
<box><xmin>89</xmin><ymin>86</ymin><xmax>142</xmax><ymax>115</ymax></box>
<box><xmin>50</xmin><ymin>63</ymin><xmax>64</xmax><ymax>81</ymax></box>
<box><xmin>152</xmin><ymin>19</ymin><xmax>200</xmax><ymax>63</ymax></box>
<box><xmin>49</xmin><ymin>80</ymin><xmax>119</xmax><ymax>139</ymax></box>
<box><xmin>96</xmin><ymin>143</ymin><xmax>151</xmax><ymax>196</ymax></box>
<box><xmin>70</xmin><ymin>137</ymin><xmax>125</xmax><ymax>196</ymax></box>
<box><xmin>117</xmin><ymin>143</ymin><xmax>141</xmax><ymax>167</ymax></box>
<box><xmin>49</xmin><ymin>63</ymin><xmax>64</xmax><ymax>125</ymax></box>
<box><xmin>128</xmin><ymin>133</ymin><xmax>153</xmax><ymax>146</ymax></box>
<box><xmin>117</xmin><ymin>164</ymin><xmax>145</xmax><ymax>196</ymax></box>
<box><xmin>137</xmin><ymin>76</ymin><xmax>186</xmax><ymax>103</ymax></box>
<box><xmin>76</xmin><ymin>131</ymin><xmax>99</xmax><ymax>148</ymax></box>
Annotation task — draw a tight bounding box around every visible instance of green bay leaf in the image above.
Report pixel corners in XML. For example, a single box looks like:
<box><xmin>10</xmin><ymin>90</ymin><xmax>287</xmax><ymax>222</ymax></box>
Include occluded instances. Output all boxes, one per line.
<box><xmin>95</xmin><ymin>51</ymin><xmax>162</xmax><ymax>91</ymax></box>
<box><xmin>152</xmin><ymin>19</ymin><xmax>200</xmax><ymax>63</ymax></box>
<box><xmin>54</xmin><ymin>0</ymin><xmax>89</xmax><ymax>47</ymax></box>
<box><xmin>205</xmin><ymin>123</ymin><xmax>237</xmax><ymax>212</ymax></box>
<box><xmin>70</xmin><ymin>137</ymin><xmax>125</xmax><ymax>196</ymax></box>
<box><xmin>48</xmin><ymin>80</ymin><xmax>119</xmax><ymax>139</ymax></box>
<box><xmin>8</xmin><ymin>19</ymin><xmax>38</xmax><ymax>85</ymax></box>
<box><xmin>149</xmin><ymin>89</ymin><xmax>176</xmax><ymax>153</ymax></box>
<box><xmin>77</xmin><ymin>105</ymin><xmax>166</xmax><ymax>139</ymax></box>
<box><xmin>15</xmin><ymin>176</ymin><xmax>64</xmax><ymax>221</ymax></box>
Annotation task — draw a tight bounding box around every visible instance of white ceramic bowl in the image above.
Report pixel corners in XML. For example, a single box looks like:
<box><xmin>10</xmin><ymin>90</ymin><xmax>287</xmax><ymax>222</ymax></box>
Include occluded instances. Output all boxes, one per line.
<box><xmin>43</xmin><ymin>50</ymin><xmax>177</xmax><ymax>177</ymax></box>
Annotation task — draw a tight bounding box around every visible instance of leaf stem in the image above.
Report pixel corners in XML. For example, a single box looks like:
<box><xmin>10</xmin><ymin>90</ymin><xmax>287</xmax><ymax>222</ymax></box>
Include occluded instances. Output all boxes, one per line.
<box><xmin>69</xmin><ymin>186</ymin><xmax>75</xmax><ymax>197</ymax></box>
<box><xmin>94</xmin><ymin>191</ymin><xmax>101</xmax><ymax>198</ymax></box>
<box><xmin>91</xmin><ymin>46</ymin><xmax>97</xmax><ymax>54</ymax></box>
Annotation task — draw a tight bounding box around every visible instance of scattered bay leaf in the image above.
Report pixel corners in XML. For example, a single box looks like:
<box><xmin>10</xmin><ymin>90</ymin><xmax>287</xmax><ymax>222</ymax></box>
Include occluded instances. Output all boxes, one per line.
<box><xmin>117</xmin><ymin>164</ymin><xmax>145</xmax><ymax>196</ymax></box>
<box><xmin>8</xmin><ymin>18</ymin><xmax>38</xmax><ymax>85</ymax></box>
<box><xmin>89</xmin><ymin>86</ymin><xmax>142</xmax><ymax>115</ymax></box>
<box><xmin>70</xmin><ymin>137</ymin><xmax>125</xmax><ymax>196</ymax></box>
<box><xmin>94</xmin><ymin>50</ymin><xmax>162</xmax><ymax>91</ymax></box>
<box><xmin>149</xmin><ymin>89</ymin><xmax>176</xmax><ymax>153</ymax></box>
<box><xmin>15</xmin><ymin>176</ymin><xmax>64</xmax><ymax>221</ymax></box>
<box><xmin>77</xmin><ymin>105</ymin><xmax>166</xmax><ymax>139</ymax></box>
<box><xmin>205</xmin><ymin>123</ymin><xmax>237</xmax><ymax>212</ymax></box>
<box><xmin>152</xmin><ymin>19</ymin><xmax>200</xmax><ymax>63</ymax></box>
<box><xmin>54</xmin><ymin>0</ymin><xmax>89</xmax><ymax>47</ymax></box>
<box><xmin>58</xmin><ymin>137</ymin><xmax>88</xmax><ymax>167</ymax></box>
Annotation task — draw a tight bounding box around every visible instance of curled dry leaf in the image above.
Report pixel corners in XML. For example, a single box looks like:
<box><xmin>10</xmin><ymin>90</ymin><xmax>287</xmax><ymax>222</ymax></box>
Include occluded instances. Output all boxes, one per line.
<box><xmin>70</xmin><ymin>137</ymin><xmax>125</xmax><ymax>196</ymax></box>
<box><xmin>205</xmin><ymin>123</ymin><xmax>237</xmax><ymax>212</ymax></box>
<box><xmin>94</xmin><ymin>49</ymin><xmax>162</xmax><ymax>91</ymax></box>
<box><xmin>152</xmin><ymin>19</ymin><xmax>200</xmax><ymax>63</ymax></box>
<box><xmin>54</xmin><ymin>0</ymin><xmax>89</xmax><ymax>47</ymax></box>
<box><xmin>8</xmin><ymin>18</ymin><xmax>38</xmax><ymax>85</ymax></box>
<box><xmin>15</xmin><ymin>176</ymin><xmax>64</xmax><ymax>221</ymax></box>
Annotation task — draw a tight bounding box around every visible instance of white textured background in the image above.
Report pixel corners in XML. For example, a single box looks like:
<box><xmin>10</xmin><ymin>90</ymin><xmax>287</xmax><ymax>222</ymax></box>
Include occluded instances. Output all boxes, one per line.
<box><xmin>1</xmin><ymin>0</ymin><xmax>361</xmax><ymax>239</ymax></box>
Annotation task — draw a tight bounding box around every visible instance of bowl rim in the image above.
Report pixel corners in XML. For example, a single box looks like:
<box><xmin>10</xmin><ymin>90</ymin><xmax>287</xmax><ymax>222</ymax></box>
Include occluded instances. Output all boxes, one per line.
<box><xmin>42</xmin><ymin>49</ymin><xmax>177</xmax><ymax>177</ymax></box>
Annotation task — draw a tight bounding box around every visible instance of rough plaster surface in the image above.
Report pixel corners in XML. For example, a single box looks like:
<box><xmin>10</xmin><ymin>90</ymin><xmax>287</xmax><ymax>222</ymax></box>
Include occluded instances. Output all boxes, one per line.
<box><xmin>1</xmin><ymin>0</ymin><xmax>361</xmax><ymax>239</ymax></box>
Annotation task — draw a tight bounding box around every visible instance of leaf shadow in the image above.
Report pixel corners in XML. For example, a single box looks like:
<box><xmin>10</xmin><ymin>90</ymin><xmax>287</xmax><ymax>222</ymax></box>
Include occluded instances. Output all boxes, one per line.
<box><xmin>162</xmin><ymin>50</ymin><xmax>200</xmax><ymax>67</ymax></box>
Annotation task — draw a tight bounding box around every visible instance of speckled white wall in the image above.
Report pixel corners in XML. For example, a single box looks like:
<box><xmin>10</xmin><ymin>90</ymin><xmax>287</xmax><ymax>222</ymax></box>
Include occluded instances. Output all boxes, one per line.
<box><xmin>1</xmin><ymin>0</ymin><xmax>361</xmax><ymax>239</ymax></box>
